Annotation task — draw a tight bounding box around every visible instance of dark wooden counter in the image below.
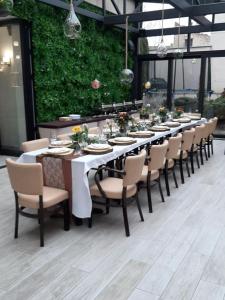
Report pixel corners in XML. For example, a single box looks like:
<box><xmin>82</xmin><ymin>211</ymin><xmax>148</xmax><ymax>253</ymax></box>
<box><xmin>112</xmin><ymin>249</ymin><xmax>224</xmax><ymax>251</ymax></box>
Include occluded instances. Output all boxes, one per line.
<box><xmin>37</xmin><ymin>115</ymin><xmax>115</xmax><ymax>129</ymax></box>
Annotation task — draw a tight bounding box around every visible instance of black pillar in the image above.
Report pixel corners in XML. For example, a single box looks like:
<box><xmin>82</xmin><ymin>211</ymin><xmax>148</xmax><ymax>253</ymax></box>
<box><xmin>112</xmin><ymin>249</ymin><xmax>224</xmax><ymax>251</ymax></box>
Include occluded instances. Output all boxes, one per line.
<box><xmin>167</xmin><ymin>59</ymin><xmax>174</xmax><ymax>111</ymax></box>
<box><xmin>198</xmin><ymin>57</ymin><xmax>207</xmax><ymax>114</ymax></box>
<box><xmin>207</xmin><ymin>57</ymin><xmax>211</xmax><ymax>92</ymax></box>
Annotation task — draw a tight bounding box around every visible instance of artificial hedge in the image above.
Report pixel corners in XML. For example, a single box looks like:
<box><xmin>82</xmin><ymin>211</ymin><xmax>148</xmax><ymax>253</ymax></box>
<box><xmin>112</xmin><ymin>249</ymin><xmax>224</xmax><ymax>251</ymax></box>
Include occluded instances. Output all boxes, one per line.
<box><xmin>12</xmin><ymin>0</ymin><xmax>133</xmax><ymax>122</ymax></box>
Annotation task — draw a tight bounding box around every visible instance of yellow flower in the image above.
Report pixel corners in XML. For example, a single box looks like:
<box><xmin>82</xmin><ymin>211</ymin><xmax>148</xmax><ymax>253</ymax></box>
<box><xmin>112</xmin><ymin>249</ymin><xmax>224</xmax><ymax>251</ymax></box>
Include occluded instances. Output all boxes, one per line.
<box><xmin>72</xmin><ymin>126</ymin><xmax>81</xmax><ymax>133</ymax></box>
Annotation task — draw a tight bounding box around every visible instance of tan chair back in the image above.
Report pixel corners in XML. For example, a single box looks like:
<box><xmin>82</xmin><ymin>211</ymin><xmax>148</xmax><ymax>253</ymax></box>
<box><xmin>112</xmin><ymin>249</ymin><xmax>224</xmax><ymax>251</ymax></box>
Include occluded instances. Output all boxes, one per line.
<box><xmin>166</xmin><ymin>133</ymin><xmax>182</xmax><ymax>160</ymax></box>
<box><xmin>57</xmin><ymin>133</ymin><xmax>72</xmax><ymax>141</ymax></box>
<box><xmin>193</xmin><ymin>124</ymin><xmax>205</xmax><ymax>145</ymax></box>
<box><xmin>148</xmin><ymin>140</ymin><xmax>168</xmax><ymax>171</ymax></box>
<box><xmin>202</xmin><ymin>121</ymin><xmax>213</xmax><ymax>139</ymax></box>
<box><xmin>123</xmin><ymin>149</ymin><xmax>146</xmax><ymax>187</ymax></box>
<box><xmin>181</xmin><ymin>128</ymin><xmax>195</xmax><ymax>151</ymax></box>
<box><xmin>88</xmin><ymin>127</ymin><xmax>100</xmax><ymax>135</ymax></box>
<box><xmin>6</xmin><ymin>159</ymin><xmax>43</xmax><ymax>195</ymax></box>
<box><xmin>212</xmin><ymin>117</ymin><xmax>218</xmax><ymax>132</ymax></box>
<box><xmin>21</xmin><ymin>138</ymin><xmax>49</xmax><ymax>153</ymax></box>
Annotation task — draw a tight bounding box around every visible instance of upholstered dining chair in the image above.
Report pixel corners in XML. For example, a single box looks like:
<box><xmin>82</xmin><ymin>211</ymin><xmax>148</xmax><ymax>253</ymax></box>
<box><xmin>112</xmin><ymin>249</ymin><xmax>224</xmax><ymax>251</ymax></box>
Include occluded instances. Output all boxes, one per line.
<box><xmin>164</xmin><ymin>134</ymin><xmax>182</xmax><ymax>197</ymax></box>
<box><xmin>140</xmin><ymin>140</ymin><xmax>168</xmax><ymax>213</ymax></box>
<box><xmin>175</xmin><ymin>128</ymin><xmax>195</xmax><ymax>184</ymax></box>
<box><xmin>6</xmin><ymin>159</ymin><xmax>70</xmax><ymax>247</ymax></box>
<box><xmin>21</xmin><ymin>138</ymin><xmax>49</xmax><ymax>153</ymax></box>
<box><xmin>190</xmin><ymin>124</ymin><xmax>205</xmax><ymax>173</ymax></box>
<box><xmin>90</xmin><ymin>150</ymin><xmax>146</xmax><ymax>237</ymax></box>
<box><xmin>199</xmin><ymin>121</ymin><xmax>213</xmax><ymax>164</ymax></box>
<box><xmin>207</xmin><ymin>117</ymin><xmax>218</xmax><ymax>157</ymax></box>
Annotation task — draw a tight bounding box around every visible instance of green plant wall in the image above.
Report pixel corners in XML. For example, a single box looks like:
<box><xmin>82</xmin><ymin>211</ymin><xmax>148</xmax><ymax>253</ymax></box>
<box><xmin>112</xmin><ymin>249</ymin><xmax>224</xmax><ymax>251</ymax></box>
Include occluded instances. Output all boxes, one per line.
<box><xmin>13</xmin><ymin>0</ymin><xmax>133</xmax><ymax>122</ymax></box>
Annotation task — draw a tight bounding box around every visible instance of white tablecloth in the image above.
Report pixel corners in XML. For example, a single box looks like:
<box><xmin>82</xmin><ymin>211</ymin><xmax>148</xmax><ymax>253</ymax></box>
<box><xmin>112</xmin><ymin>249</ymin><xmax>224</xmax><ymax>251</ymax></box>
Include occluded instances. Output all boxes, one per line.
<box><xmin>18</xmin><ymin>119</ymin><xmax>205</xmax><ymax>218</ymax></box>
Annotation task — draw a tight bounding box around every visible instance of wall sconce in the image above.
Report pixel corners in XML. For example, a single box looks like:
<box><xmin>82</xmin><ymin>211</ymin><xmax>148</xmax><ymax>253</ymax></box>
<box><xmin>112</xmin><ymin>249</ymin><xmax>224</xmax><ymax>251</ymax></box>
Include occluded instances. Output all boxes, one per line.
<box><xmin>1</xmin><ymin>55</ymin><xmax>11</xmax><ymax>66</ymax></box>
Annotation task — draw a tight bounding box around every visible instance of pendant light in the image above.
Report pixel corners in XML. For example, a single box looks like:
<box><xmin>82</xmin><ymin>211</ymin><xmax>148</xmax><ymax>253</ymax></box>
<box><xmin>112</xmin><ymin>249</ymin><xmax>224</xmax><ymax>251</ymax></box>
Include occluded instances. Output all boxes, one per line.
<box><xmin>64</xmin><ymin>0</ymin><xmax>81</xmax><ymax>39</ymax></box>
<box><xmin>157</xmin><ymin>0</ymin><xmax>167</xmax><ymax>58</ymax></box>
<box><xmin>174</xmin><ymin>14</ymin><xmax>184</xmax><ymax>59</ymax></box>
<box><xmin>120</xmin><ymin>16</ymin><xmax>134</xmax><ymax>85</ymax></box>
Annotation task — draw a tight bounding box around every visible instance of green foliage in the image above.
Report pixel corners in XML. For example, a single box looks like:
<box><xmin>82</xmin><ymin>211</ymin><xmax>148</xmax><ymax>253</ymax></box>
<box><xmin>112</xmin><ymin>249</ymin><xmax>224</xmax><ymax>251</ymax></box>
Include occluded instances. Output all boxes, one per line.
<box><xmin>13</xmin><ymin>0</ymin><xmax>133</xmax><ymax>122</ymax></box>
<box><xmin>204</xmin><ymin>96</ymin><xmax>225</xmax><ymax>120</ymax></box>
<box><xmin>174</xmin><ymin>97</ymin><xmax>198</xmax><ymax>112</ymax></box>
<box><xmin>0</xmin><ymin>0</ymin><xmax>12</xmax><ymax>10</ymax></box>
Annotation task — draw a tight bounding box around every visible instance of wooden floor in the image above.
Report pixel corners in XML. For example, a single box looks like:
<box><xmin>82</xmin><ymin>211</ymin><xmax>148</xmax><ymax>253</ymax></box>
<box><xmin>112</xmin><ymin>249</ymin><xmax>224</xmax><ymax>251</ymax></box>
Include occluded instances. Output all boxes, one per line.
<box><xmin>0</xmin><ymin>140</ymin><xmax>225</xmax><ymax>300</ymax></box>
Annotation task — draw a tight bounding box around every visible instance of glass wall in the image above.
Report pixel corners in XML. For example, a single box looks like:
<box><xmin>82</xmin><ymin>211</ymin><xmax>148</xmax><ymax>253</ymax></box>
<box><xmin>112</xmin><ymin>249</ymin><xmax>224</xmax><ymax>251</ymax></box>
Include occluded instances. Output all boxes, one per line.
<box><xmin>0</xmin><ymin>24</ymin><xmax>27</xmax><ymax>155</ymax></box>
<box><xmin>173</xmin><ymin>58</ymin><xmax>201</xmax><ymax>112</ymax></box>
<box><xmin>143</xmin><ymin>60</ymin><xmax>168</xmax><ymax>111</ymax></box>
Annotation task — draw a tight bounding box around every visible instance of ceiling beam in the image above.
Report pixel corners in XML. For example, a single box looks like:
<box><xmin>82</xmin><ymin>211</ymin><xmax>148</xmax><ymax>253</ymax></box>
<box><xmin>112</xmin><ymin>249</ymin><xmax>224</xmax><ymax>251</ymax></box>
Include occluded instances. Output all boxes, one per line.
<box><xmin>138</xmin><ymin>49</ymin><xmax>225</xmax><ymax>60</ymax></box>
<box><xmin>104</xmin><ymin>2</ymin><xmax>225</xmax><ymax>25</ymax></box>
<box><xmin>139</xmin><ymin>22</ymin><xmax>225</xmax><ymax>37</ymax></box>
<box><xmin>167</xmin><ymin>0</ymin><xmax>211</xmax><ymax>25</ymax></box>
<box><xmin>37</xmin><ymin>0</ymin><xmax>138</xmax><ymax>32</ymax></box>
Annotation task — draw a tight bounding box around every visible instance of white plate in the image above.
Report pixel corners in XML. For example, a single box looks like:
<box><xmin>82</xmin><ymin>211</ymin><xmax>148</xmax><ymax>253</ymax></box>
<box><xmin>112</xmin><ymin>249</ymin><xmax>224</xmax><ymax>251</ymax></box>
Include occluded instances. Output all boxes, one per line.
<box><xmin>45</xmin><ymin>147</ymin><xmax>71</xmax><ymax>154</ymax></box>
<box><xmin>114</xmin><ymin>137</ymin><xmax>134</xmax><ymax>142</ymax></box>
<box><xmin>164</xmin><ymin>122</ymin><xmax>180</xmax><ymax>126</ymax></box>
<box><xmin>51</xmin><ymin>140</ymin><xmax>71</xmax><ymax>146</ymax></box>
<box><xmin>87</xmin><ymin>144</ymin><xmax>110</xmax><ymax>150</ymax></box>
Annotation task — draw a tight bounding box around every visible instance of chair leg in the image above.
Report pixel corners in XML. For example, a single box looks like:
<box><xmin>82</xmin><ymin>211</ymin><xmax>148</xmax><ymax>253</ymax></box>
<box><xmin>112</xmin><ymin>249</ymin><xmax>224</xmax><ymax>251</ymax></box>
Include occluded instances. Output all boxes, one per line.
<box><xmin>204</xmin><ymin>144</ymin><xmax>208</xmax><ymax>161</ymax></box>
<box><xmin>147</xmin><ymin>173</ymin><xmax>153</xmax><ymax>213</ymax></box>
<box><xmin>185</xmin><ymin>158</ymin><xmax>190</xmax><ymax>177</ymax></box>
<box><xmin>106</xmin><ymin>198</ymin><xmax>110</xmax><ymax>214</ymax></box>
<box><xmin>190</xmin><ymin>147</ymin><xmax>194</xmax><ymax>174</ymax></box>
<box><xmin>14</xmin><ymin>193</ymin><xmax>19</xmax><ymax>239</ymax></box>
<box><xmin>39</xmin><ymin>207</ymin><xmax>44</xmax><ymax>247</ymax></box>
<box><xmin>121</xmin><ymin>198</ymin><xmax>130</xmax><ymax>237</ymax></box>
<box><xmin>135</xmin><ymin>191</ymin><xmax>144</xmax><ymax>222</ymax></box>
<box><xmin>88</xmin><ymin>216</ymin><xmax>92</xmax><ymax>228</ymax></box>
<box><xmin>179</xmin><ymin>158</ymin><xmax>184</xmax><ymax>184</ymax></box>
<box><xmin>164</xmin><ymin>163</ymin><xmax>170</xmax><ymax>197</ymax></box>
<box><xmin>158</xmin><ymin>175</ymin><xmax>165</xmax><ymax>203</ymax></box>
<box><xmin>172</xmin><ymin>166</ymin><xmax>178</xmax><ymax>188</ymax></box>
<box><xmin>63</xmin><ymin>200</ymin><xmax>70</xmax><ymax>231</ymax></box>
<box><xmin>196</xmin><ymin>151</ymin><xmax>200</xmax><ymax>169</ymax></box>
<box><xmin>211</xmin><ymin>140</ymin><xmax>214</xmax><ymax>155</ymax></box>
<box><xmin>207</xmin><ymin>137</ymin><xmax>210</xmax><ymax>158</ymax></box>
<box><xmin>200</xmin><ymin>141</ymin><xmax>204</xmax><ymax>165</ymax></box>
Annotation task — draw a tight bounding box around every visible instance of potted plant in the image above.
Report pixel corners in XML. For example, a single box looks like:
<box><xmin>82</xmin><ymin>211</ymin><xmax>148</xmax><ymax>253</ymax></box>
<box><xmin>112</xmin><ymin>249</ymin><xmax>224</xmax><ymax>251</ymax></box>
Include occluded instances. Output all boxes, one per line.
<box><xmin>0</xmin><ymin>0</ymin><xmax>13</xmax><ymax>17</ymax></box>
<box><xmin>173</xmin><ymin>107</ymin><xmax>184</xmax><ymax>119</ymax></box>
<box><xmin>158</xmin><ymin>106</ymin><xmax>168</xmax><ymax>123</ymax></box>
<box><xmin>115</xmin><ymin>112</ymin><xmax>130</xmax><ymax>134</ymax></box>
<box><xmin>139</xmin><ymin>106</ymin><xmax>151</xmax><ymax>119</ymax></box>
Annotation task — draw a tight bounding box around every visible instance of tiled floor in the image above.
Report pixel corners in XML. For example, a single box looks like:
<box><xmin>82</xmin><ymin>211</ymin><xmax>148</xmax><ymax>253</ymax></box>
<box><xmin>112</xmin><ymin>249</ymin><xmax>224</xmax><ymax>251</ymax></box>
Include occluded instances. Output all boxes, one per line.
<box><xmin>0</xmin><ymin>155</ymin><xmax>16</xmax><ymax>167</ymax></box>
<box><xmin>0</xmin><ymin>140</ymin><xmax>225</xmax><ymax>299</ymax></box>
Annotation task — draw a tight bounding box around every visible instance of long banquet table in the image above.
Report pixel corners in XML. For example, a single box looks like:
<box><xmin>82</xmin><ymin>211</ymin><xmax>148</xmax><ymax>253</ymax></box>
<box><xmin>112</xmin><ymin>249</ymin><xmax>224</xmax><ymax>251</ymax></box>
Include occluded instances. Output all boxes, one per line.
<box><xmin>18</xmin><ymin>119</ymin><xmax>205</xmax><ymax>218</ymax></box>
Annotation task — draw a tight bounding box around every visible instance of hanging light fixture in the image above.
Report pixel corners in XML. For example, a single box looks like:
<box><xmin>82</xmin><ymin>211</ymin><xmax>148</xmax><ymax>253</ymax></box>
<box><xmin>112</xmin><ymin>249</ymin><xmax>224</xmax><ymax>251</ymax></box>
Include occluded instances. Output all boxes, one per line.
<box><xmin>120</xmin><ymin>16</ymin><xmax>134</xmax><ymax>85</ymax></box>
<box><xmin>156</xmin><ymin>0</ymin><xmax>167</xmax><ymax>58</ymax></box>
<box><xmin>64</xmin><ymin>0</ymin><xmax>81</xmax><ymax>39</ymax></box>
<box><xmin>174</xmin><ymin>14</ymin><xmax>184</xmax><ymax>59</ymax></box>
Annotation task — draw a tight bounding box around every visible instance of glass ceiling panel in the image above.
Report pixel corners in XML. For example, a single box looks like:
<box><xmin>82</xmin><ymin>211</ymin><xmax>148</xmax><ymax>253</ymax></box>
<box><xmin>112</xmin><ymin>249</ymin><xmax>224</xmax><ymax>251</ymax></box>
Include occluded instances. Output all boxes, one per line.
<box><xmin>189</xmin><ymin>0</ymin><xmax>225</xmax><ymax>4</ymax></box>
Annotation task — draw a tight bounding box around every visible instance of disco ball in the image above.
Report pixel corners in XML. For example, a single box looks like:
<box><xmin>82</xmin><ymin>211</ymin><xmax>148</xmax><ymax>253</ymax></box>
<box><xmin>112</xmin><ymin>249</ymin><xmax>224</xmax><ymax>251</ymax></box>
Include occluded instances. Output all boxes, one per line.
<box><xmin>156</xmin><ymin>40</ymin><xmax>168</xmax><ymax>58</ymax></box>
<box><xmin>120</xmin><ymin>69</ymin><xmax>134</xmax><ymax>85</ymax></box>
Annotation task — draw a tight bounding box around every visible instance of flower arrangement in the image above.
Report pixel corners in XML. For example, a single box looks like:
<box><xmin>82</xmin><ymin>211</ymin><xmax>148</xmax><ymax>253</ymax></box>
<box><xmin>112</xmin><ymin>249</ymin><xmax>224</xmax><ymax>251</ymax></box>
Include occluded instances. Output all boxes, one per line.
<box><xmin>174</xmin><ymin>107</ymin><xmax>184</xmax><ymax>118</ymax></box>
<box><xmin>71</xmin><ymin>125</ymin><xmax>88</xmax><ymax>143</ymax></box>
<box><xmin>115</xmin><ymin>112</ymin><xmax>131</xmax><ymax>133</ymax></box>
<box><xmin>139</xmin><ymin>106</ymin><xmax>151</xmax><ymax>119</ymax></box>
<box><xmin>158</xmin><ymin>106</ymin><xmax>167</xmax><ymax>117</ymax></box>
